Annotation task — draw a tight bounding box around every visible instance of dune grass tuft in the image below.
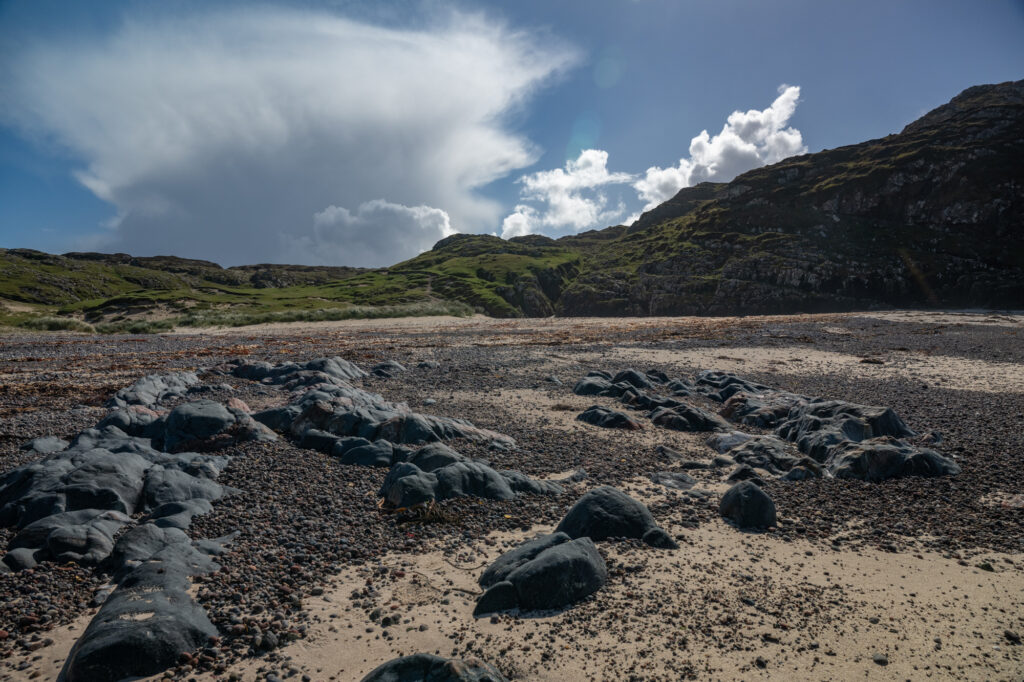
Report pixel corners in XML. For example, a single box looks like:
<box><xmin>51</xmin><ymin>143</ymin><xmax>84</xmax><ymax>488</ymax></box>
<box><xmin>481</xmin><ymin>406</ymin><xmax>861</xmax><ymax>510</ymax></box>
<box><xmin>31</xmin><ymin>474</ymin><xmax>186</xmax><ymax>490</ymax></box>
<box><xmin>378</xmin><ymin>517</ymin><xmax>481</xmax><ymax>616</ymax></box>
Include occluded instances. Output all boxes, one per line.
<box><xmin>176</xmin><ymin>300</ymin><xmax>474</xmax><ymax>328</ymax></box>
<box><xmin>17</xmin><ymin>316</ymin><xmax>96</xmax><ymax>333</ymax></box>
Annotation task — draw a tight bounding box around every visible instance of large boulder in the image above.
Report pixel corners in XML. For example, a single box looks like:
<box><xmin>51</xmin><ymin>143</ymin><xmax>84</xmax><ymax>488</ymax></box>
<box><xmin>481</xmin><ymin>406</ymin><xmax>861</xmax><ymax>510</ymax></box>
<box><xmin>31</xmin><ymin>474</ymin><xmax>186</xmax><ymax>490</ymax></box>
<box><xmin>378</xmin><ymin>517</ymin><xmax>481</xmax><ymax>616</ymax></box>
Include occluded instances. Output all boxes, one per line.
<box><xmin>380</xmin><ymin>464</ymin><xmax>439</xmax><ymax>509</ymax></box>
<box><xmin>719</xmin><ymin>481</ymin><xmax>777</xmax><ymax>529</ymax></box>
<box><xmin>474</xmin><ymin>536</ymin><xmax>607</xmax><ymax>616</ymax></box>
<box><xmin>479</xmin><ymin>533</ymin><xmax>572</xmax><ymax>588</ymax></box>
<box><xmin>252</xmin><ymin>405</ymin><xmax>302</xmax><ymax>432</ymax></box>
<box><xmin>142</xmin><ymin>468</ymin><xmax>225</xmax><ymax>509</ymax></box>
<box><xmin>435</xmin><ymin>462</ymin><xmax>516</xmax><ymax>502</ymax></box>
<box><xmin>378</xmin><ymin>451</ymin><xmax>561</xmax><ymax>510</ymax></box>
<box><xmin>555</xmin><ymin>486</ymin><xmax>677</xmax><ymax>549</ymax></box>
<box><xmin>719</xmin><ymin>391</ymin><xmax>807</xmax><ymax>428</ymax></box>
<box><xmin>407</xmin><ymin>442</ymin><xmax>466</xmax><ymax>471</ymax></box>
<box><xmin>96</xmin><ymin>408</ymin><xmax>165</xmax><ymax>439</ymax></box>
<box><xmin>360</xmin><ymin>654</ymin><xmax>508</xmax><ymax>682</ymax></box>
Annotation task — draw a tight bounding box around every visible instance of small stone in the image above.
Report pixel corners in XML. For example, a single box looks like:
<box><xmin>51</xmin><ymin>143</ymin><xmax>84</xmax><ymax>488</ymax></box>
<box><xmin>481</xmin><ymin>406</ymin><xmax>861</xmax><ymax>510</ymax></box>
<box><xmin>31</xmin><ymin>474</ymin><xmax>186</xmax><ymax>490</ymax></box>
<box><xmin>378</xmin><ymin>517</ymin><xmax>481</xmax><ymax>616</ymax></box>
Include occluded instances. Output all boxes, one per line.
<box><xmin>1005</xmin><ymin>630</ymin><xmax>1021</xmax><ymax>644</ymax></box>
<box><xmin>755</xmin><ymin>656</ymin><xmax>767</xmax><ymax>669</ymax></box>
<box><xmin>872</xmin><ymin>653</ymin><xmax>889</xmax><ymax>666</ymax></box>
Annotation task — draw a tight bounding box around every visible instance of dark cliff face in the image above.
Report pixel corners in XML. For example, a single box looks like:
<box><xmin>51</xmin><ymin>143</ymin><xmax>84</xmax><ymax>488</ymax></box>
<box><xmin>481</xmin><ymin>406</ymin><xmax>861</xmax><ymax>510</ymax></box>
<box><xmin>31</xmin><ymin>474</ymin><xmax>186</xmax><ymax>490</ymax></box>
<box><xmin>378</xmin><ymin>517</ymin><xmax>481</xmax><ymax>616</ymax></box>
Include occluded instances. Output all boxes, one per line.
<box><xmin>553</xmin><ymin>79</ymin><xmax>1024</xmax><ymax>316</ymax></box>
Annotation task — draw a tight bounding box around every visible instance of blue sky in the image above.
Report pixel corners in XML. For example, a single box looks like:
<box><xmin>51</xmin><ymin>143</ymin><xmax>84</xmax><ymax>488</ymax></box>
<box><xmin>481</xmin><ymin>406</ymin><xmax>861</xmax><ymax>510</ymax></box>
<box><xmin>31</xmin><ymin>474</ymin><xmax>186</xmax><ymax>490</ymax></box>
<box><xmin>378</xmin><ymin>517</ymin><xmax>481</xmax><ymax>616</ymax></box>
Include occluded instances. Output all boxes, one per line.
<box><xmin>1</xmin><ymin>0</ymin><xmax>1022</xmax><ymax>265</ymax></box>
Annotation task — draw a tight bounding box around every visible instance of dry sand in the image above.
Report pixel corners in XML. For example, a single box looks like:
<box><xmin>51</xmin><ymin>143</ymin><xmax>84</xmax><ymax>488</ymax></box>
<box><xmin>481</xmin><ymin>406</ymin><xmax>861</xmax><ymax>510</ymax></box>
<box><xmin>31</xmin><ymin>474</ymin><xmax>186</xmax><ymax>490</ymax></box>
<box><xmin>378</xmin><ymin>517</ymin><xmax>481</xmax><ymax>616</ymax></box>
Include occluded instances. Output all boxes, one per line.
<box><xmin>604</xmin><ymin>345</ymin><xmax>1024</xmax><ymax>394</ymax></box>
<box><xmin>176</xmin><ymin>510</ymin><xmax>1022</xmax><ymax>681</ymax></box>
<box><xmin>173</xmin><ymin>309</ymin><xmax>1023</xmax><ymax>337</ymax></box>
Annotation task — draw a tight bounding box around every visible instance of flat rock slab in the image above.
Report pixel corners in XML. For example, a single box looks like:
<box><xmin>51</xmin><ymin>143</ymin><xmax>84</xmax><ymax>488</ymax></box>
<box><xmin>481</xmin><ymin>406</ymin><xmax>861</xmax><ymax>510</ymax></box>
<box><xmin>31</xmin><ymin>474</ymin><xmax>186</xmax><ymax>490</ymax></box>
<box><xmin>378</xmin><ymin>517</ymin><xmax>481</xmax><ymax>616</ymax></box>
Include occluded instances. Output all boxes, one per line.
<box><xmin>649</xmin><ymin>471</ymin><xmax>697</xmax><ymax>490</ymax></box>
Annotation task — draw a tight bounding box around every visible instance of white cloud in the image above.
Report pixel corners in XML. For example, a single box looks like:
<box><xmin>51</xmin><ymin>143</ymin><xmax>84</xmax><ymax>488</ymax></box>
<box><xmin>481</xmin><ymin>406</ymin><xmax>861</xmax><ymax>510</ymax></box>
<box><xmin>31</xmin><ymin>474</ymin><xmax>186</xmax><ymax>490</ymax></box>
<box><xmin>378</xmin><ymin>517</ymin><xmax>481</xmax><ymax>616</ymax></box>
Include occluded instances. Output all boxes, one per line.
<box><xmin>0</xmin><ymin>7</ymin><xmax>577</xmax><ymax>265</ymax></box>
<box><xmin>501</xmin><ymin>87</ymin><xmax>806</xmax><ymax>237</ymax></box>
<box><xmin>634</xmin><ymin>85</ymin><xmax>806</xmax><ymax>210</ymax></box>
<box><xmin>500</xmin><ymin>149</ymin><xmax>632</xmax><ymax>238</ymax></box>
<box><xmin>277</xmin><ymin>200</ymin><xmax>455</xmax><ymax>267</ymax></box>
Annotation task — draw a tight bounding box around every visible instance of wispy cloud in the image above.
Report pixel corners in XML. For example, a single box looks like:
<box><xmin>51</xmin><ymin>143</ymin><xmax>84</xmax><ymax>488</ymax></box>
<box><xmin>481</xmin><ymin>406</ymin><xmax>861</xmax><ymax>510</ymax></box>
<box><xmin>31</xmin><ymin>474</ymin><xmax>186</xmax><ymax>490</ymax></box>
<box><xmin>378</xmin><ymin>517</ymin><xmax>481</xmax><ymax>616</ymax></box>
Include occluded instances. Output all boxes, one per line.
<box><xmin>0</xmin><ymin>7</ymin><xmax>577</xmax><ymax>265</ymax></box>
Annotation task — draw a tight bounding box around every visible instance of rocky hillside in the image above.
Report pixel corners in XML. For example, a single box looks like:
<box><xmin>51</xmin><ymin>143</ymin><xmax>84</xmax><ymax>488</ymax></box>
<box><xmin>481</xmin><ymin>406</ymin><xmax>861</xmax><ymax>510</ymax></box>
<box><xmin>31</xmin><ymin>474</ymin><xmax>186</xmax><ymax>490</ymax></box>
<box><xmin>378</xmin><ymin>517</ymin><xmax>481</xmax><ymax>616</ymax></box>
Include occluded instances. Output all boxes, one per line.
<box><xmin>382</xmin><ymin>80</ymin><xmax>1024</xmax><ymax>317</ymax></box>
<box><xmin>555</xmin><ymin>79</ymin><xmax>1024</xmax><ymax>315</ymax></box>
<box><xmin>3</xmin><ymin>80</ymin><xmax>1022</xmax><ymax>324</ymax></box>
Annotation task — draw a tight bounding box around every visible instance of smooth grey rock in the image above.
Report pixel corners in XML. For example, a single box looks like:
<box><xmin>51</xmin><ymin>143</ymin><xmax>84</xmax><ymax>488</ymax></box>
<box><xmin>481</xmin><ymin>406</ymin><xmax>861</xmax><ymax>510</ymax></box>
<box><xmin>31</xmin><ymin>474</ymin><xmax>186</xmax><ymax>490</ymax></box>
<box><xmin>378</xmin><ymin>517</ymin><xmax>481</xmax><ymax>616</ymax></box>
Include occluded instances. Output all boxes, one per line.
<box><xmin>360</xmin><ymin>654</ymin><xmax>508</xmax><ymax>682</ymax></box>
<box><xmin>576</xmin><ymin>405</ymin><xmax>642</xmax><ymax>430</ymax></box>
<box><xmin>340</xmin><ymin>440</ymin><xmax>395</xmax><ymax>467</ymax></box>
<box><xmin>611</xmin><ymin>369</ymin><xmax>652</xmax><ymax>389</ymax></box>
<box><xmin>828</xmin><ymin>438</ymin><xmax>960</xmax><ymax>481</ymax></box>
<box><xmin>479</xmin><ymin>533</ymin><xmax>571</xmax><ymax>588</ymax></box>
<box><xmin>252</xmin><ymin>405</ymin><xmax>301</xmax><ymax>432</ymax></box>
<box><xmin>474</xmin><ymin>537</ymin><xmax>607</xmax><ymax>616</ymax></box>
<box><xmin>20</xmin><ymin>436</ymin><xmax>69</xmax><ymax>454</ymax></box>
<box><xmin>650</xmin><ymin>405</ymin><xmax>729</xmax><ymax>432</ymax></box>
<box><xmin>572</xmin><ymin>377</ymin><xmax>612</xmax><ymax>396</ymax></box>
<box><xmin>142</xmin><ymin>469</ymin><xmax>224</xmax><ymax>509</ymax></box>
<box><xmin>649</xmin><ymin>471</ymin><xmax>696</xmax><ymax>490</ymax></box>
<box><xmin>555</xmin><ymin>486</ymin><xmax>677</xmax><ymax>549</ymax></box>
<box><xmin>299</xmin><ymin>428</ymin><xmax>340</xmax><ymax>453</ymax></box>
<box><xmin>719</xmin><ymin>481</ymin><xmax>777</xmax><ymax>529</ymax></box>
<box><xmin>107</xmin><ymin>372</ymin><xmax>200</xmax><ymax>408</ymax></box>
<box><xmin>162</xmin><ymin>401</ymin><xmax>235</xmax><ymax>451</ymax></box>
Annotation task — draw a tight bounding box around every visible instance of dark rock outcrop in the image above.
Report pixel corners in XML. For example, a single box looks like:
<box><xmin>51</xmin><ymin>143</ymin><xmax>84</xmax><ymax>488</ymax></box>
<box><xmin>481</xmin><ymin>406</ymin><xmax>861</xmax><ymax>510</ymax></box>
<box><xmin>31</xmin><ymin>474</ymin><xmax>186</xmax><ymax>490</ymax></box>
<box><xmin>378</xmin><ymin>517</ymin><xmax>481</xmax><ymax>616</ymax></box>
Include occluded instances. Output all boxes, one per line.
<box><xmin>576</xmin><ymin>406</ymin><xmax>642</xmax><ymax>430</ymax></box>
<box><xmin>555</xmin><ymin>486</ymin><xmax>677</xmax><ymax>549</ymax></box>
<box><xmin>378</xmin><ymin>445</ymin><xmax>560</xmax><ymax>510</ymax></box>
<box><xmin>827</xmin><ymin>437</ymin><xmax>961</xmax><ymax>481</ymax></box>
<box><xmin>719</xmin><ymin>481</ymin><xmax>777</xmax><ymax>529</ymax></box>
<box><xmin>360</xmin><ymin>654</ymin><xmax>508</xmax><ymax>682</ymax></box>
<box><xmin>650</xmin><ymin>405</ymin><xmax>729</xmax><ymax>432</ymax></box>
<box><xmin>474</xmin><ymin>534</ymin><xmax>607</xmax><ymax>616</ymax></box>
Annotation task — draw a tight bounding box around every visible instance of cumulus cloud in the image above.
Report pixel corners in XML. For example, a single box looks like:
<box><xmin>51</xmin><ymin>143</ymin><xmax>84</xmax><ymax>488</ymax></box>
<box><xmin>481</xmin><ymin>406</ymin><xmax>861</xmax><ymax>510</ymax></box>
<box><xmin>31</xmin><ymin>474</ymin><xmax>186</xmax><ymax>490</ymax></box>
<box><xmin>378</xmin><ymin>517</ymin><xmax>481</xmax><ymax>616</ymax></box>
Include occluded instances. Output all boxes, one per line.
<box><xmin>280</xmin><ymin>200</ymin><xmax>456</xmax><ymax>267</ymax></box>
<box><xmin>634</xmin><ymin>85</ymin><xmax>806</xmax><ymax>210</ymax></box>
<box><xmin>500</xmin><ymin>149</ymin><xmax>632</xmax><ymax>238</ymax></box>
<box><xmin>0</xmin><ymin>7</ymin><xmax>576</xmax><ymax>265</ymax></box>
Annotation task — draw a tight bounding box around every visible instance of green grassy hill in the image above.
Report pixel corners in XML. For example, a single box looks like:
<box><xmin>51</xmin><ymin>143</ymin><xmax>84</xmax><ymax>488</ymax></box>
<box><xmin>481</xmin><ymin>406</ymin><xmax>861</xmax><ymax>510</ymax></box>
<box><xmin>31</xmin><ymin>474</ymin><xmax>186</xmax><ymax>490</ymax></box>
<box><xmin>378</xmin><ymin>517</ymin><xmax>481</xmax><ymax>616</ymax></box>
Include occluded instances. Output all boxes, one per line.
<box><xmin>3</xmin><ymin>79</ymin><xmax>1022</xmax><ymax>331</ymax></box>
